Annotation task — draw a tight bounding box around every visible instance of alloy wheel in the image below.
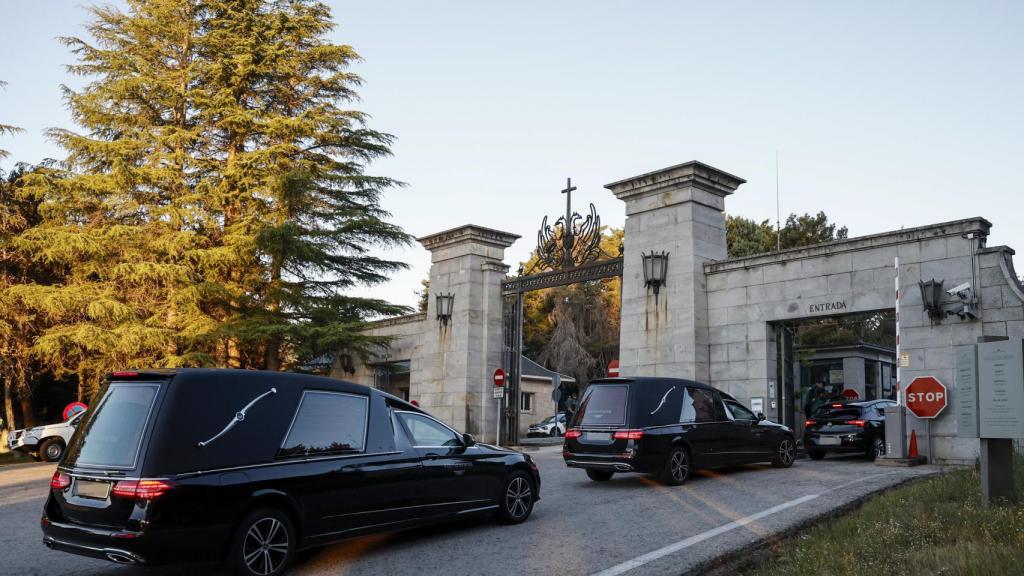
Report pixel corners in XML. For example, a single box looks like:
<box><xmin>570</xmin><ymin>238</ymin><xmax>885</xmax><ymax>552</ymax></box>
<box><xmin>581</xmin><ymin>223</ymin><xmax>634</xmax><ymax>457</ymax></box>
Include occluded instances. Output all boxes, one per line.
<box><xmin>872</xmin><ymin>437</ymin><xmax>886</xmax><ymax>459</ymax></box>
<box><xmin>242</xmin><ymin>517</ymin><xmax>289</xmax><ymax>576</ymax></box>
<box><xmin>505</xmin><ymin>476</ymin><xmax>532</xmax><ymax>519</ymax></box>
<box><xmin>45</xmin><ymin>443</ymin><xmax>62</xmax><ymax>460</ymax></box>
<box><xmin>778</xmin><ymin>439</ymin><xmax>795</xmax><ymax>466</ymax></box>
<box><xmin>670</xmin><ymin>450</ymin><xmax>689</xmax><ymax>482</ymax></box>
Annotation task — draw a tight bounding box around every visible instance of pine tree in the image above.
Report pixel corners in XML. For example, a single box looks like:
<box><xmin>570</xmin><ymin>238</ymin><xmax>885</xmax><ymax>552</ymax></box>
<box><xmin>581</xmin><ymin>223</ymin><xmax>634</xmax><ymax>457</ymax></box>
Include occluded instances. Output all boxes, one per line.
<box><xmin>17</xmin><ymin>0</ymin><xmax>223</xmax><ymax>393</ymax></box>
<box><xmin>195</xmin><ymin>0</ymin><xmax>411</xmax><ymax>370</ymax></box>
<box><xmin>17</xmin><ymin>1</ymin><xmax>409</xmax><ymax>385</ymax></box>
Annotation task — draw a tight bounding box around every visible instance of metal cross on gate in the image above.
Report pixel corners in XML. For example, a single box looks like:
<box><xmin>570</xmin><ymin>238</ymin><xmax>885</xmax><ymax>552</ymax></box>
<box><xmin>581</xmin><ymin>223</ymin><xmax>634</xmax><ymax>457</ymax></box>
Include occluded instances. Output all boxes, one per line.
<box><xmin>561</xmin><ymin>177</ymin><xmax>577</xmax><ymax>269</ymax></box>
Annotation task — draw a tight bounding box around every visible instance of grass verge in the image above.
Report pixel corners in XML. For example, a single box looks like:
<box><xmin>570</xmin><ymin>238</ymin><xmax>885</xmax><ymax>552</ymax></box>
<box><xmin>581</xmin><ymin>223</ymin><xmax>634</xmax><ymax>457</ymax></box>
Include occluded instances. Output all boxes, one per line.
<box><xmin>743</xmin><ymin>458</ymin><xmax>1024</xmax><ymax>576</ymax></box>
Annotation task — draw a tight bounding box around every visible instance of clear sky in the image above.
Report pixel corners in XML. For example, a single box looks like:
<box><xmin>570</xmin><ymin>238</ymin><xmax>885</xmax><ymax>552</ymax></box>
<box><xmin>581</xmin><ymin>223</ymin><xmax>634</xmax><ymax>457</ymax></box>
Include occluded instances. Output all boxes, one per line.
<box><xmin>2</xmin><ymin>1</ymin><xmax>1022</xmax><ymax>309</ymax></box>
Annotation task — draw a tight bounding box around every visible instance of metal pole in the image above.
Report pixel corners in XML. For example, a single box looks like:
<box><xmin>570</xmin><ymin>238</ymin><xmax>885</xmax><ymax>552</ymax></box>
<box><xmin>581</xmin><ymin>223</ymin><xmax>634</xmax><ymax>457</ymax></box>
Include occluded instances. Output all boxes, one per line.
<box><xmin>496</xmin><ymin>393</ymin><xmax>502</xmax><ymax>446</ymax></box>
<box><xmin>895</xmin><ymin>257</ymin><xmax>901</xmax><ymax>405</ymax></box>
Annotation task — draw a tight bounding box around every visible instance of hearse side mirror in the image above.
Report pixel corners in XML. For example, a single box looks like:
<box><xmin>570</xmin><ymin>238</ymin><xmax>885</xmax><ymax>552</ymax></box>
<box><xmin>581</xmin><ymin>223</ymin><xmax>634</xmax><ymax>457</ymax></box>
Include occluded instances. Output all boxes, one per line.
<box><xmin>462</xmin><ymin>433</ymin><xmax>476</xmax><ymax>447</ymax></box>
<box><xmin>756</xmin><ymin>412</ymin><xmax>766</xmax><ymax>422</ymax></box>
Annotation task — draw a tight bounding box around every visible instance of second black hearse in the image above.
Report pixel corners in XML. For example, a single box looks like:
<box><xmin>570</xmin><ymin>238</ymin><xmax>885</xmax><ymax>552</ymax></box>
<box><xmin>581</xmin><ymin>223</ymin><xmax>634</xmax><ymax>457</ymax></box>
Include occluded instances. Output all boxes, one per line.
<box><xmin>42</xmin><ymin>369</ymin><xmax>539</xmax><ymax>576</ymax></box>
<box><xmin>563</xmin><ymin>378</ymin><xmax>796</xmax><ymax>485</ymax></box>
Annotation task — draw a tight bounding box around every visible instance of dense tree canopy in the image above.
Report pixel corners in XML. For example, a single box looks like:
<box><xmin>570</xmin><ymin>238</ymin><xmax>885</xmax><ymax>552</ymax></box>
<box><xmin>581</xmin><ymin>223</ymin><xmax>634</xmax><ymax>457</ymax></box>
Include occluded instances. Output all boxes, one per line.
<box><xmin>726</xmin><ymin>211</ymin><xmax>849</xmax><ymax>258</ymax></box>
<box><xmin>8</xmin><ymin>0</ymin><xmax>409</xmax><ymax>399</ymax></box>
<box><xmin>520</xmin><ymin>228</ymin><xmax>622</xmax><ymax>386</ymax></box>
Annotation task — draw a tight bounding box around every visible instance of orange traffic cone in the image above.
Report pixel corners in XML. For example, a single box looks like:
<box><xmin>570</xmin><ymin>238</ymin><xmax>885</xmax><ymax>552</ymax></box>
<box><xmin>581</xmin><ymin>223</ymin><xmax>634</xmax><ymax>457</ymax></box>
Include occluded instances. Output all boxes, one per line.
<box><xmin>908</xmin><ymin>429</ymin><xmax>920</xmax><ymax>458</ymax></box>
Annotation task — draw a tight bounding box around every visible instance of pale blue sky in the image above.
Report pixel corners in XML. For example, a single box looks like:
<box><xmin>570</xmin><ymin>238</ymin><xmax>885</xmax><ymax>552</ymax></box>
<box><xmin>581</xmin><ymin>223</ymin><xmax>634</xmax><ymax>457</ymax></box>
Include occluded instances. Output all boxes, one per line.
<box><xmin>2</xmin><ymin>1</ymin><xmax>1022</xmax><ymax>308</ymax></box>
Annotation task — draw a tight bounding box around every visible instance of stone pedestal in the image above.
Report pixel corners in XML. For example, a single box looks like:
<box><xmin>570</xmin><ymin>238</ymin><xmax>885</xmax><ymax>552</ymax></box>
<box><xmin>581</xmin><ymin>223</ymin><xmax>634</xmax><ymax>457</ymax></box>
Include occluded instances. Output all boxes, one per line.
<box><xmin>417</xmin><ymin>225</ymin><xmax>519</xmax><ymax>442</ymax></box>
<box><xmin>606</xmin><ymin>161</ymin><xmax>744</xmax><ymax>380</ymax></box>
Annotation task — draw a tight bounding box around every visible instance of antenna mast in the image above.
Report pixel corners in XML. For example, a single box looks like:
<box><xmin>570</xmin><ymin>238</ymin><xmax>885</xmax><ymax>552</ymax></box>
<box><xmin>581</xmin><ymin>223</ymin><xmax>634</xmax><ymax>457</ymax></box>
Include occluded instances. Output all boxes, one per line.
<box><xmin>775</xmin><ymin>151</ymin><xmax>781</xmax><ymax>252</ymax></box>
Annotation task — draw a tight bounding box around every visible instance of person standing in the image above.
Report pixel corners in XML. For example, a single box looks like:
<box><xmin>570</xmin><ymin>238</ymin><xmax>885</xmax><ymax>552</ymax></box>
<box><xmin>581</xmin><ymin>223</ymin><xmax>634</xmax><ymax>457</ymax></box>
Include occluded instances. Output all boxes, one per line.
<box><xmin>804</xmin><ymin>381</ymin><xmax>826</xmax><ymax>418</ymax></box>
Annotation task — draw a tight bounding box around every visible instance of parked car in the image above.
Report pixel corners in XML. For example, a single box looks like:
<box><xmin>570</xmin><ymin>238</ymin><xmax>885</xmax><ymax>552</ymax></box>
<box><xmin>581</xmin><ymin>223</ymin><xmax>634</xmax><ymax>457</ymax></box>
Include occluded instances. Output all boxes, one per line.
<box><xmin>563</xmin><ymin>377</ymin><xmax>796</xmax><ymax>485</ymax></box>
<box><xmin>42</xmin><ymin>369</ymin><xmax>540</xmax><ymax>575</ymax></box>
<box><xmin>6</xmin><ymin>410</ymin><xmax>86</xmax><ymax>462</ymax></box>
<box><xmin>527</xmin><ymin>413</ymin><xmax>566</xmax><ymax>437</ymax></box>
<box><xmin>804</xmin><ymin>399</ymin><xmax>896</xmax><ymax>460</ymax></box>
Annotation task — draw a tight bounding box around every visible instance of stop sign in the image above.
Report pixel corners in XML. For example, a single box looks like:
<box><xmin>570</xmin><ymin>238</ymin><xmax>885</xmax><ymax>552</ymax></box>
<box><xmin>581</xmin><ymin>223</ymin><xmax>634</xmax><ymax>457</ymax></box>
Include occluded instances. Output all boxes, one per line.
<box><xmin>493</xmin><ymin>368</ymin><xmax>506</xmax><ymax>387</ymax></box>
<box><xmin>608</xmin><ymin>360</ymin><xmax>620</xmax><ymax>378</ymax></box>
<box><xmin>905</xmin><ymin>376</ymin><xmax>948</xmax><ymax>419</ymax></box>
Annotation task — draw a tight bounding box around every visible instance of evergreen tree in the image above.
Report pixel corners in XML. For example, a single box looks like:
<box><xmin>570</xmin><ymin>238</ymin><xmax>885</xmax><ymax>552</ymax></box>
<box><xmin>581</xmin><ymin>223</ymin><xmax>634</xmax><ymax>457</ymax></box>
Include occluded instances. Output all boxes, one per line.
<box><xmin>16</xmin><ymin>0</ymin><xmax>409</xmax><ymax>388</ymax></box>
<box><xmin>195</xmin><ymin>0</ymin><xmax>410</xmax><ymax>370</ymax></box>
<box><xmin>726</xmin><ymin>212</ymin><xmax>849</xmax><ymax>258</ymax></box>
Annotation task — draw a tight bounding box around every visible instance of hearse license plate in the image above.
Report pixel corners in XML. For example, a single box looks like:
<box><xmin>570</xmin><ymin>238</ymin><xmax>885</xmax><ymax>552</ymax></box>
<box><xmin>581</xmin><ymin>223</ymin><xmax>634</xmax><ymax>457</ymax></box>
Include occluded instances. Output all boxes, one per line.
<box><xmin>584</xmin><ymin>432</ymin><xmax>612</xmax><ymax>441</ymax></box>
<box><xmin>75</xmin><ymin>479</ymin><xmax>111</xmax><ymax>500</ymax></box>
<box><xmin>816</xmin><ymin>436</ymin><xmax>841</xmax><ymax>446</ymax></box>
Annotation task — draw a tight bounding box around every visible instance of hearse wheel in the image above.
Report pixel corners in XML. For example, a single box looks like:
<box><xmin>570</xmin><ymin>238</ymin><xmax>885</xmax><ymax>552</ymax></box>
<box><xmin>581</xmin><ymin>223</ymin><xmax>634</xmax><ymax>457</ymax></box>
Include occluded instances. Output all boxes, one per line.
<box><xmin>496</xmin><ymin>471</ymin><xmax>535</xmax><ymax>524</ymax></box>
<box><xmin>39</xmin><ymin>439</ymin><xmax>65</xmax><ymax>462</ymax></box>
<box><xmin>229</xmin><ymin>507</ymin><xmax>295</xmax><ymax>576</ymax></box>
<box><xmin>772</xmin><ymin>437</ymin><xmax>796</xmax><ymax>468</ymax></box>
<box><xmin>586</xmin><ymin>469</ymin><xmax>614</xmax><ymax>482</ymax></box>
<box><xmin>660</xmin><ymin>446</ymin><xmax>690</xmax><ymax>486</ymax></box>
<box><xmin>807</xmin><ymin>448</ymin><xmax>826</xmax><ymax>460</ymax></box>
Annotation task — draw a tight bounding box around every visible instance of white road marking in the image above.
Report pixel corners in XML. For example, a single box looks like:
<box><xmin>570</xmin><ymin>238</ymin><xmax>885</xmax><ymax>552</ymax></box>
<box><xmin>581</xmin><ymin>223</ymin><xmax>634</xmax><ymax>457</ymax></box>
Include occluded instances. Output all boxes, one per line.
<box><xmin>591</xmin><ymin>472</ymin><xmax>897</xmax><ymax>576</ymax></box>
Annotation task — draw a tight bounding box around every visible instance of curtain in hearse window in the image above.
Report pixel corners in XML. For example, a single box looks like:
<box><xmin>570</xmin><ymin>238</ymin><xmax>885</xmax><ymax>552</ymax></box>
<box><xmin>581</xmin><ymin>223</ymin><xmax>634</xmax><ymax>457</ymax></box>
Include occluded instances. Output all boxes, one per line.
<box><xmin>279</xmin><ymin>391</ymin><xmax>368</xmax><ymax>457</ymax></box>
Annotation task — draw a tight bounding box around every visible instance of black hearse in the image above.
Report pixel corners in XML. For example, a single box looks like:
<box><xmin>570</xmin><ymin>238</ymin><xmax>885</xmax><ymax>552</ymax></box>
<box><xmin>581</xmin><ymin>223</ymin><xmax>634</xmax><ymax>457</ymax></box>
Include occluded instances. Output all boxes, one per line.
<box><xmin>42</xmin><ymin>369</ymin><xmax>539</xmax><ymax>575</ymax></box>
<box><xmin>563</xmin><ymin>378</ymin><xmax>796</xmax><ymax>485</ymax></box>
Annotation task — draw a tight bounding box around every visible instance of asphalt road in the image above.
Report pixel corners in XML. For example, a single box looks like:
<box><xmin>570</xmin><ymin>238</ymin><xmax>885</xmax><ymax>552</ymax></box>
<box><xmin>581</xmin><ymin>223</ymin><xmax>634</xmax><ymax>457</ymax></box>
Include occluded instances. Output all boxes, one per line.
<box><xmin>0</xmin><ymin>449</ymin><xmax>936</xmax><ymax>576</ymax></box>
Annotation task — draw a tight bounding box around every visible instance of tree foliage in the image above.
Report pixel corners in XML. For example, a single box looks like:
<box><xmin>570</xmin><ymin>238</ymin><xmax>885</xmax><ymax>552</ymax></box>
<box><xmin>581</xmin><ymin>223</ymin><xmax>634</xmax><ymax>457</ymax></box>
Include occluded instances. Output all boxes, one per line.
<box><xmin>726</xmin><ymin>211</ymin><xmax>849</xmax><ymax>258</ymax></box>
<box><xmin>9</xmin><ymin>0</ymin><xmax>409</xmax><ymax>397</ymax></box>
<box><xmin>521</xmin><ymin>228</ymin><xmax>622</xmax><ymax>386</ymax></box>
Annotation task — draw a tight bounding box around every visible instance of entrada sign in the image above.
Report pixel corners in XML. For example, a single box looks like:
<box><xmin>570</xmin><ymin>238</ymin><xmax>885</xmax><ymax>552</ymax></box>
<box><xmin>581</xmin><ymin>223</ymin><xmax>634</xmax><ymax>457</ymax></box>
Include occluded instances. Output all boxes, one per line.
<box><xmin>809</xmin><ymin>301</ymin><xmax>847</xmax><ymax>314</ymax></box>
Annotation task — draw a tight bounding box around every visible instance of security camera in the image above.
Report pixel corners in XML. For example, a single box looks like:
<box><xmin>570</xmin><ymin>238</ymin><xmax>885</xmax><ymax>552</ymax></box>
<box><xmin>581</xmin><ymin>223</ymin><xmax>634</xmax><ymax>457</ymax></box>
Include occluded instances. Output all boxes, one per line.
<box><xmin>946</xmin><ymin>282</ymin><xmax>971</xmax><ymax>297</ymax></box>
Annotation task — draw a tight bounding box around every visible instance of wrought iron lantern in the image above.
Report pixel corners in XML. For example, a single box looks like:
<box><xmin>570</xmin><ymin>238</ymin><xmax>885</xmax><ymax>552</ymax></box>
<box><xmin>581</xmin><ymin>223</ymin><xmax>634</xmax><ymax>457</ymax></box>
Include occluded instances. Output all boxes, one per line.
<box><xmin>642</xmin><ymin>251</ymin><xmax>669</xmax><ymax>301</ymax></box>
<box><xmin>436</xmin><ymin>292</ymin><xmax>455</xmax><ymax>327</ymax></box>
<box><xmin>919</xmin><ymin>279</ymin><xmax>944</xmax><ymax>321</ymax></box>
<box><xmin>338</xmin><ymin>353</ymin><xmax>356</xmax><ymax>375</ymax></box>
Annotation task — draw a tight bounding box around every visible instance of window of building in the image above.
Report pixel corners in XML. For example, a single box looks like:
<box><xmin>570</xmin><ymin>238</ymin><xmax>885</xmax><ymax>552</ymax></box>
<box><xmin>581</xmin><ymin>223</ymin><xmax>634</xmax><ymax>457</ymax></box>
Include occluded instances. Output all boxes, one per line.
<box><xmin>521</xmin><ymin>392</ymin><xmax>534</xmax><ymax>413</ymax></box>
<box><xmin>280</xmin><ymin>391</ymin><xmax>368</xmax><ymax>457</ymax></box>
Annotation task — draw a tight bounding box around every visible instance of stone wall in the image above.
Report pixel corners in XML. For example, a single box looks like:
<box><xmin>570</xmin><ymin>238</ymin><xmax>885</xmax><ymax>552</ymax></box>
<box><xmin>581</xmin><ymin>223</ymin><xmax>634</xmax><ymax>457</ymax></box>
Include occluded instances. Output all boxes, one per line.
<box><xmin>701</xmin><ymin>217</ymin><xmax>1024</xmax><ymax>465</ymax></box>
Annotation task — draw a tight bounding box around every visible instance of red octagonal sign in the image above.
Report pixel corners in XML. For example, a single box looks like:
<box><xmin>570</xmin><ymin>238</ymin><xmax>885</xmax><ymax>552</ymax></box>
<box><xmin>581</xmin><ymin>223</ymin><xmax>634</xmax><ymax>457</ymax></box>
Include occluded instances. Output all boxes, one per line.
<box><xmin>905</xmin><ymin>376</ymin><xmax>948</xmax><ymax>419</ymax></box>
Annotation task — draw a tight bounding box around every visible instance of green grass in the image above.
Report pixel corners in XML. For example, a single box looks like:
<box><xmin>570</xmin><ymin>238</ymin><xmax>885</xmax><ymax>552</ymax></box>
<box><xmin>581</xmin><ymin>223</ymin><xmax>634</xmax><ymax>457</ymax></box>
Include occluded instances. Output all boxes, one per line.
<box><xmin>746</xmin><ymin>458</ymin><xmax>1024</xmax><ymax>576</ymax></box>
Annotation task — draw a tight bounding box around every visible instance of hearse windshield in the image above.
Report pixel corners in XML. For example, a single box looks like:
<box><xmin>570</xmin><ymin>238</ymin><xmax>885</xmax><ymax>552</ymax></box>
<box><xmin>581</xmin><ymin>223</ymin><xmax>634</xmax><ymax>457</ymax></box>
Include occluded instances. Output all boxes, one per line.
<box><xmin>63</xmin><ymin>382</ymin><xmax>160</xmax><ymax>470</ymax></box>
<box><xmin>577</xmin><ymin>385</ymin><xmax>628</xmax><ymax>427</ymax></box>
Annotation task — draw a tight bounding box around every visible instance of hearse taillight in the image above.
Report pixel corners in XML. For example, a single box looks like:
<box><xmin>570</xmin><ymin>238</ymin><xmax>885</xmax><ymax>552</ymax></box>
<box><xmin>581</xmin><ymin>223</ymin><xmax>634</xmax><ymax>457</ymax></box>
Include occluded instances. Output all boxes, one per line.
<box><xmin>612</xmin><ymin>429</ymin><xmax>644</xmax><ymax>440</ymax></box>
<box><xmin>112</xmin><ymin>479</ymin><xmax>175</xmax><ymax>500</ymax></box>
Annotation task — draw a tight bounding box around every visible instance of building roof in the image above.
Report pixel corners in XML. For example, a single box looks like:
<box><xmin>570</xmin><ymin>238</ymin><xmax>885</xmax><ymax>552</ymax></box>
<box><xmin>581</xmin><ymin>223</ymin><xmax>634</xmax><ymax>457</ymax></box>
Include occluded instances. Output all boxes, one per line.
<box><xmin>521</xmin><ymin>356</ymin><xmax>576</xmax><ymax>383</ymax></box>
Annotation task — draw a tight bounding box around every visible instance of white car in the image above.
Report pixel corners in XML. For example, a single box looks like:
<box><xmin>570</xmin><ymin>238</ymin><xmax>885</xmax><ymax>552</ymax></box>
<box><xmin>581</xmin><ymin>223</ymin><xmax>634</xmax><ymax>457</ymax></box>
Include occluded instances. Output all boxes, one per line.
<box><xmin>5</xmin><ymin>410</ymin><xmax>85</xmax><ymax>462</ymax></box>
<box><xmin>527</xmin><ymin>413</ymin><xmax>566</xmax><ymax>437</ymax></box>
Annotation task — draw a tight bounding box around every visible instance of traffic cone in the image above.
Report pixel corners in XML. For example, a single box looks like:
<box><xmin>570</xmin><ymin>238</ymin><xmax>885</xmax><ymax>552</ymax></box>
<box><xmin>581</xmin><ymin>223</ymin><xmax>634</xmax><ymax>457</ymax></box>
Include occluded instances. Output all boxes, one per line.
<box><xmin>908</xmin><ymin>429</ymin><xmax>920</xmax><ymax>458</ymax></box>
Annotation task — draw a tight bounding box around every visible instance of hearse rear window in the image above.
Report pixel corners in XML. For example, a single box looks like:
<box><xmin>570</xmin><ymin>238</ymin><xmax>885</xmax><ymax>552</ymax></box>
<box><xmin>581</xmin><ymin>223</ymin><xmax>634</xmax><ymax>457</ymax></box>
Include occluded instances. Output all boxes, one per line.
<box><xmin>64</xmin><ymin>383</ymin><xmax>159</xmax><ymax>469</ymax></box>
<box><xmin>280</xmin><ymin>391</ymin><xmax>368</xmax><ymax>457</ymax></box>
<box><xmin>577</xmin><ymin>385</ymin><xmax>628</xmax><ymax>427</ymax></box>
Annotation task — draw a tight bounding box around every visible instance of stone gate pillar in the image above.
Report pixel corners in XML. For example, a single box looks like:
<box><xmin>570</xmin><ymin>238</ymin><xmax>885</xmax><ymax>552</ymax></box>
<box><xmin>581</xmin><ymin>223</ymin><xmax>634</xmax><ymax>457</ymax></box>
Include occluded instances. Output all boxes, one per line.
<box><xmin>606</xmin><ymin>161</ymin><xmax>744</xmax><ymax>380</ymax></box>
<box><xmin>417</xmin><ymin>225</ymin><xmax>519</xmax><ymax>442</ymax></box>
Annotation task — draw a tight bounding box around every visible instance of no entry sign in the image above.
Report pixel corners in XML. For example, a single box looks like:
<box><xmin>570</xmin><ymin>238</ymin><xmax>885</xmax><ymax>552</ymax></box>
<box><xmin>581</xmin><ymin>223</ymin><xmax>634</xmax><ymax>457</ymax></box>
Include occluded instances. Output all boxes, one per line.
<box><xmin>905</xmin><ymin>376</ymin><xmax>948</xmax><ymax>419</ymax></box>
<box><xmin>493</xmin><ymin>368</ymin><xmax>506</xmax><ymax>387</ymax></box>
<box><xmin>607</xmin><ymin>359</ymin><xmax>620</xmax><ymax>378</ymax></box>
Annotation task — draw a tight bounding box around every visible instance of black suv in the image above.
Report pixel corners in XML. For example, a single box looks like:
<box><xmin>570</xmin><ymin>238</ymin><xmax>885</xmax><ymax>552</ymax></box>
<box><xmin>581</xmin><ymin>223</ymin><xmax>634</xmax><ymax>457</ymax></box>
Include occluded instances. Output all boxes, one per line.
<box><xmin>42</xmin><ymin>369</ymin><xmax>539</xmax><ymax>575</ymax></box>
<box><xmin>563</xmin><ymin>378</ymin><xmax>796</xmax><ymax>485</ymax></box>
<box><xmin>804</xmin><ymin>400</ymin><xmax>895</xmax><ymax>460</ymax></box>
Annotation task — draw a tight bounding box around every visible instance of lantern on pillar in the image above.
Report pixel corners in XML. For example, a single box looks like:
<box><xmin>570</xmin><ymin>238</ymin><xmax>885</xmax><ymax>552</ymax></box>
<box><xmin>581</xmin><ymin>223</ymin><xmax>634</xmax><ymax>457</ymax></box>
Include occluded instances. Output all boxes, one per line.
<box><xmin>641</xmin><ymin>251</ymin><xmax>669</xmax><ymax>302</ymax></box>
<box><xmin>435</xmin><ymin>292</ymin><xmax>455</xmax><ymax>327</ymax></box>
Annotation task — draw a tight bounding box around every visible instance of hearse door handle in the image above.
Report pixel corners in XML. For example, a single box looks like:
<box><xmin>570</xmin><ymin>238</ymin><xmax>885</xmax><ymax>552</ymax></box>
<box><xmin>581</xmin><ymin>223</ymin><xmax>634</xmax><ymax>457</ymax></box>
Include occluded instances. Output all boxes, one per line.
<box><xmin>424</xmin><ymin>453</ymin><xmax>441</xmax><ymax>460</ymax></box>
